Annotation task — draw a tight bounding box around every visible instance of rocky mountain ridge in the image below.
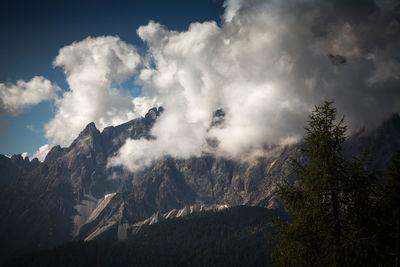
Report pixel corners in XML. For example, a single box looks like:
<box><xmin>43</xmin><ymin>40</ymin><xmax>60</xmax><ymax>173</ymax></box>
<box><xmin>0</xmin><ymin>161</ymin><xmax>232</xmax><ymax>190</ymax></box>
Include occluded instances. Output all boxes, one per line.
<box><xmin>0</xmin><ymin>108</ymin><xmax>400</xmax><ymax>263</ymax></box>
<box><xmin>0</xmin><ymin>154</ymin><xmax>39</xmax><ymax>187</ymax></box>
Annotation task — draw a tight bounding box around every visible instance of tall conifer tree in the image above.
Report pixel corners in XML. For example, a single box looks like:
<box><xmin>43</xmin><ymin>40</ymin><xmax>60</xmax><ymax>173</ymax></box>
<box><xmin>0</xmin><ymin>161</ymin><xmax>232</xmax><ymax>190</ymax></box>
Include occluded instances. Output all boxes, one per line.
<box><xmin>381</xmin><ymin>151</ymin><xmax>400</xmax><ymax>266</ymax></box>
<box><xmin>272</xmin><ymin>101</ymin><xmax>380</xmax><ymax>266</ymax></box>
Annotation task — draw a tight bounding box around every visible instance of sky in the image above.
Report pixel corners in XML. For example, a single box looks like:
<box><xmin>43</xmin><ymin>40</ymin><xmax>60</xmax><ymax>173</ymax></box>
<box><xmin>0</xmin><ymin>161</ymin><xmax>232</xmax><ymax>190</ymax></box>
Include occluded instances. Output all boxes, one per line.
<box><xmin>1</xmin><ymin>0</ymin><xmax>400</xmax><ymax>171</ymax></box>
<box><xmin>0</xmin><ymin>0</ymin><xmax>224</xmax><ymax>158</ymax></box>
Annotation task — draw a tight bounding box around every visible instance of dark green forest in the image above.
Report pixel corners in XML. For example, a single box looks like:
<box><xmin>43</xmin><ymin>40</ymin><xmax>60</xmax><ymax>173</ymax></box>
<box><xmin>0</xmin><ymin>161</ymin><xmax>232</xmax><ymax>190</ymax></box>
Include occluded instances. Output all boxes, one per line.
<box><xmin>2</xmin><ymin>206</ymin><xmax>285</xmax><ymax>267</ymax></box>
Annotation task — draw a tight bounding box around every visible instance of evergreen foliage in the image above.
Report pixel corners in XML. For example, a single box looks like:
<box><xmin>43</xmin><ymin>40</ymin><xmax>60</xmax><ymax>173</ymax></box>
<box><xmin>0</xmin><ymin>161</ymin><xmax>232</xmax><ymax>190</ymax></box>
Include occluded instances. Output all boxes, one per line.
<box><xmin>380</xmin><ymin>150</ymin><xmax>400</xmax><ymax>266</ymax></box>
<box><xmin>272</xmin><ymin>101</ymin><xmax>382</xmax><ymax>266</ymax></box>
<box><xmin>3</xmin><ymin>206</ymin><xmax>285</xmax><ymax>267</ymax></box>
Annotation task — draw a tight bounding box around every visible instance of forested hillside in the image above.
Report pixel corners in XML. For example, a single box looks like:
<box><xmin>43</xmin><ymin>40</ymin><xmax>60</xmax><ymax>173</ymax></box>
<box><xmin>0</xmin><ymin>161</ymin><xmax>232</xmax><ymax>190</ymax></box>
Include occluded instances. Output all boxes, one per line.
<box><xmin>3</xmin><ymin>206</ymin><xmax>285</xmax><ymax>267</ymax></box>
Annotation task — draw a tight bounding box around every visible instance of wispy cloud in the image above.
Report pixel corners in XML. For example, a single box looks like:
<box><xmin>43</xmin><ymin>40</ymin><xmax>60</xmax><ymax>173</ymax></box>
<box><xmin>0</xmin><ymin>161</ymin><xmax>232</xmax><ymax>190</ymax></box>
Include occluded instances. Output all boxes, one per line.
<box><xmin>26</xmin><ymin>124</ymin><xmax>40</xmax><ymax>133</ymax></box>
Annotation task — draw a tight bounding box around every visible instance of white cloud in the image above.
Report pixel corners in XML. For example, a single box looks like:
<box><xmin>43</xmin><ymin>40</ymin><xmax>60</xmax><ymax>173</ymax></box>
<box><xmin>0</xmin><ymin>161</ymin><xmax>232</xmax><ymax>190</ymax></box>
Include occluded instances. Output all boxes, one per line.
<box><xmin>222</xmin><ymin>0</ymin><xmax>242</xmax><ymax>22</ymax></box>
<box><xmin>109</xmin><ymin>0</ymin><xmax>400</xmax><ymax>172</ymax></box>
<box><xmin>21</xmin><ymin>152</ymin><xmax>28</xmax><ymax>159</ymax></box>
<box><xmin>0</xmin><ymin>76</ymin><xmax>60</xmax><ymax>114</ymax></box>
<box><xmin>33</xmin><ymin>144</ymin><xmax>51</xmax><ymax>161</ymax></box>
<box><xmin>44</xmin><ymin>36</ymin><xmax>142</xmax><ymax>146</ymax></box>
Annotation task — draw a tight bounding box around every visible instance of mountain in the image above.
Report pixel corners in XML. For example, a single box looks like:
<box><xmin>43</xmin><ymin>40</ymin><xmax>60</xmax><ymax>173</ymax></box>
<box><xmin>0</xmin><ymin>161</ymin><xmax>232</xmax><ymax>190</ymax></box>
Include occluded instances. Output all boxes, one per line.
<box><xmin>0</xmin><ymin>154</ymin><xmax>39</xmax><ymax>187</ymax></box>
<box><xmin>0</xmin><ymin>107</ymin><xmax>162</xmax><ymax>262</ymax></box>
<box><xmin>345</xmin><ymin>114</ymin><xmax>400</xmax><ymax>171</ymax></box>
<box><xmin>74</xmin><ymin>148</ymin><xmax>296</xmax><ymax>242</ymax></box>
<box><xmin>0</xmin><ymin>108</ymin><xmax>399</xmax><ymax>263</ymax></box>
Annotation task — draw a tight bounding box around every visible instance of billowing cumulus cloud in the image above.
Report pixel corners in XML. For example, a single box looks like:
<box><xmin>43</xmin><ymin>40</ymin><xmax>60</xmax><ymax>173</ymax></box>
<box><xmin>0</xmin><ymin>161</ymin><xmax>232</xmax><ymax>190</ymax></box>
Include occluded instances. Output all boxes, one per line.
<box><xmin>43</xmin><ymin>36</ymin><xmax>142</xmax><ymax>146</ymax></box>
<box><xmin>0</xmin><ymin>76</ymin><xmax>60</xmax><ymax>114</ymax></box>
<box><xmin>109</xmin><ymin>0</ymin><xmax>400</xmax><ymax>172</ymax></box>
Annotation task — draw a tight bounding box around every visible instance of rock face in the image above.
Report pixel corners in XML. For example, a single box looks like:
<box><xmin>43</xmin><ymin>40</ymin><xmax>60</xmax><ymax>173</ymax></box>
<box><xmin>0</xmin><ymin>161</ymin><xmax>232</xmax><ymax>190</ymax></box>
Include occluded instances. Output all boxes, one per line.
<box><xmin>75</xmin><ymin>150</ymin><xmax>298</xmax><ymax>241</ymax></box>
<box><xmin>0</xmin><ymin>154</ymin><xmax>39</xmax><ymax>187</ymax></box>
<box><xmin>345</xmin><ymin>114</ymin><xmax>400</xmax><ymax>171</ymax></box>
<box><xmin>0</xmin><ymin>108</ymin><xmax>399</xmax><ymax>263</ymax></box>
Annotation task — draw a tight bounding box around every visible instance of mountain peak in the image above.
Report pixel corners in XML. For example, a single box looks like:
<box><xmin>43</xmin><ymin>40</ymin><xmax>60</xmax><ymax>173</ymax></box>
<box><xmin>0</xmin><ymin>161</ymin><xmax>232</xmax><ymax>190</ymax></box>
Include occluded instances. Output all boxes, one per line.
<box><xmin>210</xmin><ymin>108</ymin><xmax>226</xmax><ymax>128</ymax></box>
<box><xmin>44</xmin><ymin>145</ymin><xmax>65</xmax><ymax>162</ymax></box>
<box><xmin>144</xmin><ymin>107</ymin><xmax>163</xmax><ymax>122</ymax></box>
<box><xmin>79</xmin><ymin>122</ymin><xmax>100</xmax><ymax>137</ymax></box>
<box><xmin>10</xmin><ymin>154</ymin><xmax>23</xmax><ymax>163</ymax></box>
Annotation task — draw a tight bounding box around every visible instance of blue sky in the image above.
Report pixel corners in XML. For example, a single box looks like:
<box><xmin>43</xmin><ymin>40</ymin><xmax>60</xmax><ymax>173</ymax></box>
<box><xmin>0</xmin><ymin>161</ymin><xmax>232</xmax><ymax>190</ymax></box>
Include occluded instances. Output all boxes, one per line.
<box><xmin>0</xmin><ymin>0</ymin><xmax>224</xmax><ymax>157</ymax></box>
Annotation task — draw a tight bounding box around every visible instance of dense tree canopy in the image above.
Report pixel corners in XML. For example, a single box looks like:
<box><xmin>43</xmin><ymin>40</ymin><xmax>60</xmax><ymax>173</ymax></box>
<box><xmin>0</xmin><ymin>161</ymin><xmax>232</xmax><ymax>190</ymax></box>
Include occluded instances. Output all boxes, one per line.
<box><xmin>3</xmin><ymin>206</ymin><xmax>285</xmax><ymax>267</ymax></box>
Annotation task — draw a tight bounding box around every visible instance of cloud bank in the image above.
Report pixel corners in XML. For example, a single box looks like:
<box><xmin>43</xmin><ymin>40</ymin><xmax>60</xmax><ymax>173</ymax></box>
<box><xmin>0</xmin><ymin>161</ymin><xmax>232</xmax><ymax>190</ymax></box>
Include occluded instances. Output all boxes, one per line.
<box><xmin>3</xmin><ymin>0</ymin><xmax>399</xmax><ymax>167</ymax></box>
<box><xmin>109</xmin><ymin>0</ymin><xmax>400</xmax><ymax>171</ymax></box>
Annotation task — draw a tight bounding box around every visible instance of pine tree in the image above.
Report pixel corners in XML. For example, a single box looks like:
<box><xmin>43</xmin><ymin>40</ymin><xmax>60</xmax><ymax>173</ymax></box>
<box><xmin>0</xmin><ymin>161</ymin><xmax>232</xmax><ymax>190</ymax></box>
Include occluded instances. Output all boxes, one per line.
<box><xmin>271</xmin><ymin>101</ymin><xmax>380</xmax><ymax>266</ymax></box>
<box><xmin>380</xmin><ymin>150</ymin><xmax>400</xmax><ymax>266</ymax></box>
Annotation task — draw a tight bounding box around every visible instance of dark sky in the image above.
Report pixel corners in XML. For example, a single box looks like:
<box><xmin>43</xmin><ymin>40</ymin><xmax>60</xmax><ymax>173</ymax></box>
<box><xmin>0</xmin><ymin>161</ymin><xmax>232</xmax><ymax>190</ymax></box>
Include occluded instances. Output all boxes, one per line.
<box><xmin>0</xmin><ymin>0</ymin><xmax>224</xmax><ymax>82</ymax></box>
